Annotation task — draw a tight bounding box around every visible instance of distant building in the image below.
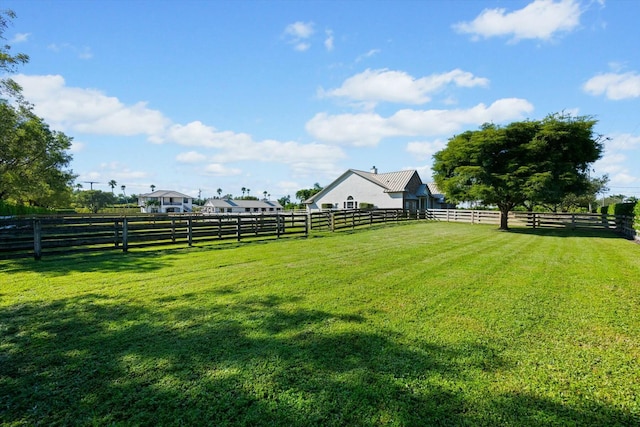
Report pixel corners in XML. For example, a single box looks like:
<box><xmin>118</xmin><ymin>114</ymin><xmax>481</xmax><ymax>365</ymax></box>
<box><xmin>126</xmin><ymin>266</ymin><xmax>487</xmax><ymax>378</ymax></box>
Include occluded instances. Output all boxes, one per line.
<box><xmin>138</xmin><ymin>190</ymin><xmax>194</xmax><ymax>213</ymax></box>
<box><xmin>202</xmin><ymin>198</ymin><xmax>284</xmax><ymax>214</ymax></box>
<box><xmin>304</xmin><ymin>167</ymin><xmax>449</xmax><ymax>212</ymax></box>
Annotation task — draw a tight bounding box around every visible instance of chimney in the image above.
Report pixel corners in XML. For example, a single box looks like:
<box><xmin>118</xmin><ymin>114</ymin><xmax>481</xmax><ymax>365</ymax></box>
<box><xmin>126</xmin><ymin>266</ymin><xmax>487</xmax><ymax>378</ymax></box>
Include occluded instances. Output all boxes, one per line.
<box><xmin>371</xmin><ymin>166</ymin><xmax>378</xmax><ymax>174</ymax></box>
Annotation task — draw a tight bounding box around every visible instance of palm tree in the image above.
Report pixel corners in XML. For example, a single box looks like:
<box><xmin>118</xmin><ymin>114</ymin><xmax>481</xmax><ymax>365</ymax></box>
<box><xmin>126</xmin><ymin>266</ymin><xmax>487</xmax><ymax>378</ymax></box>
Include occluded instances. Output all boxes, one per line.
<box><xmin>121</xmin><ymin>185</ymin><xmax>127</xmax><ymax>207</ymax></box>
<box><xmin>150</xmin><ymin>184</ymin><xmax>156</xmax><ymax>192</ymax></box>
<box><xmin>75</xmin><ymin>183</ymin><xmax>83</xmax><ymax>191</ymax></box>
<box><xmin>263</xmin><ymin>191</ymin><xmax>267</xmax><ymax>200</ymax></box>
<box><xmin>241</xmin><ymin>187</ymin><xmax>246</xmax><ymax>198</ymax></box>
<box><xmin>217</xmin><ymin>188</ymin><xmax>222</xmax><ymax>199</ymax></box>
<box><xmin>247</xmin><ymin>188</ymin><xmax>251</xmax><ymax>197</ymax></box>
<box><xmin>108</xmin><ymin>179</ymin><xmax>117</xmax><ymax>194</ymax></box>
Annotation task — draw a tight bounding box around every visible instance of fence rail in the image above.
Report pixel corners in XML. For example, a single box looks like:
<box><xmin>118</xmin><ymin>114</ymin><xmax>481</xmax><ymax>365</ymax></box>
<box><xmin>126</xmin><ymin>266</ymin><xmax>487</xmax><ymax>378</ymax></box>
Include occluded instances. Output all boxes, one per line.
<box><xmin>1</xmin><ymin>209</ymin><xmax>636</xmax><ymax>260</ymax></box>
<box><xmin>0</xmin><ymin>213</ymin><xmax>308</xmax><ymax>260</ymax></box>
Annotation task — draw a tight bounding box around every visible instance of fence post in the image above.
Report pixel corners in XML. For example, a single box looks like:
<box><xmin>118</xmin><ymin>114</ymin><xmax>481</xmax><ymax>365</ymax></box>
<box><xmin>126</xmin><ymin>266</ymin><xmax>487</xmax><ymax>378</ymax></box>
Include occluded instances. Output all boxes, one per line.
<box><xmin>114</xmin><ymin>220</ymin><xmax>120</xmax><ymax>247</ymax></box>
<box><xmin>304</xmin><ymin>214</ymin><xmax>309</xmax><ymax>236</ymax></box>
<box><xmin>188</xmin><ymin>217</ymin><xmax>193</xmax><ymax>246</ymax></box>
<box><xmin>33</xmin><ymin>219</ymin><xmax>42</xmax><ymax>260</ymax></box>
<box><xmin>237</xmin><ymin>216</ymin><xmax>242</xmax><ymax>241</ymax></box>
<box><xmin>122</xmin><ymin>218</ymin><xmax>128</xmax><ymax>252</ymax></box>
<box><xmin>171</xmin><ymin>218</ymin><xmax>176</xmax><ymax>243</ymax></box>
<box><xmin>330</xmin><ymin>212</ymin><xmax>335</xmax><ymax>232</ymax></box>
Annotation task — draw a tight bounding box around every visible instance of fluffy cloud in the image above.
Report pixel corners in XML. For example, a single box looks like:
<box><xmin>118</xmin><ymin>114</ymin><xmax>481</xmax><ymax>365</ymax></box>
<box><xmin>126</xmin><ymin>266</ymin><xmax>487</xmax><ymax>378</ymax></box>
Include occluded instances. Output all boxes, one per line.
<box><xmin>453</xmin><ymin>0</ymin><xmax>582</xmax><ymax>42</ymax></box>
<box><xmin>13</xmin><ymin>74</ymin><xmax>170</xmax><ymax>137</ymax></box>
<box><xmin>583</xmin><ymin>72</ymin><xmax>640</xmax><ymax>100</ymax></box>
<box><xmin>167</xmin><ymin>121</ymin><xmax>346</xmax><ymax>177</ymax></box>
<box><xmin>204</xmin><ymin>164</ymin><xmax>243</xmax><ymax>177</ymax></box>
<box><xmin>406</xmin><ymin>140</ymin><xmax>447</xmax><ymax>160</ymax></box>
<box><xmin>284</xmin><ymin>21</ymin><xmax>315</xmax><ymax>51</ymax></box>
<box><xmin>320</xmin><ymin>68</ymin><xmax>489</xmax><ymax>107</ymax></box>
<box><xmin>176</xmin><ymin>151</ymin><xmax>207</xmax><ymax>163</ymax></box>
<box><xmin>306</xmin><ymin>98</ymin><xmax>534</xmax><ymax>146</ymax></box>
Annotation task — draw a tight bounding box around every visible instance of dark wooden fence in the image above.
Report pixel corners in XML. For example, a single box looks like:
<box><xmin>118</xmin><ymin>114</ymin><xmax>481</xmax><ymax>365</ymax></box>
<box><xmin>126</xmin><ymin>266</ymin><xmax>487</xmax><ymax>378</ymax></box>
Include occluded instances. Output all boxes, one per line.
<box><xmin>2</xmin><ymin>209</ymin><xmax>636</xmax><ymax>260</ymax></box>
<box><xmin>0</xmin><ymin>213</ymin><xmax>308</xmax><ymax>260</ymax></box>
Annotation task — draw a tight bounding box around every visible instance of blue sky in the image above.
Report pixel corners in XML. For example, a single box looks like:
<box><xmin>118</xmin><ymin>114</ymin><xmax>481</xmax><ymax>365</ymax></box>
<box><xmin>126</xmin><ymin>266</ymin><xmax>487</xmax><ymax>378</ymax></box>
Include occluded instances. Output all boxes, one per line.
<box><xmin>4</xmin><ymin>0</ymin><xmax>640</xmax><ymax>200</ymax></box>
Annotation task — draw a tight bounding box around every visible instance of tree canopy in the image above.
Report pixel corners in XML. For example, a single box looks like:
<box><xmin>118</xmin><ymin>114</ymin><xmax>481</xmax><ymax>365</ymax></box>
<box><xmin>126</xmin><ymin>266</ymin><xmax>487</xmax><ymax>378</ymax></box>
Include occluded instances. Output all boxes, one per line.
<box><xmin>0</xmin><ymin>10</ymin><xmax>75</xmax><ymax>208</ymax></box>
<box><xmin>432</xmin><ymin>113</ymin><xmax>604</xmax><ymax>229</ymax></box>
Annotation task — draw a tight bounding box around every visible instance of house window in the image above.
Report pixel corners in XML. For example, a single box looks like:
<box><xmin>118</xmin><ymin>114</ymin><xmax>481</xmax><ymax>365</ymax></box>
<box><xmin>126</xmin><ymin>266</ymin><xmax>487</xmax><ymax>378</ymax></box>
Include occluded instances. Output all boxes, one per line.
<box><xmin>183</xmin><ymin>198</ymin><xmax>189</xmax><ymax>203</ymax></box>
<box><xmin>245</xmin><ymin>208</ymin><xmax>250</xmax><ymax>212</ymax></box>
<box><xmin>346</xmin><ymin>195</ymin><xmax>355</xmax><ymax>209</ymax></box>
<box><xmin>226</xmin><ymin>208</ymin><xmax>232</xmax><ymax>213</ymax></box>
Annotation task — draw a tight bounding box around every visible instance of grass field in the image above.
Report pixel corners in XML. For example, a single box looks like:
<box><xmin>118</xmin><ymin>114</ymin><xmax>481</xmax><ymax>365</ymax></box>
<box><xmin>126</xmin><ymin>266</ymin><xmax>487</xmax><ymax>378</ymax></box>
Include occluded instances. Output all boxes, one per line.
<box><xmin>1</xmin><ymin>222</ymin><xmax>639</xmax><ymax>426</ymax></box>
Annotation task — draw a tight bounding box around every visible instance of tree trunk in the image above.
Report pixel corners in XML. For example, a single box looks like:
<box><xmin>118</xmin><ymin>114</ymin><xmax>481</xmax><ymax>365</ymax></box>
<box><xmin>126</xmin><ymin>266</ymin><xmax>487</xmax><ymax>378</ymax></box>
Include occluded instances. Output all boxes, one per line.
<box><xmin>499</xmin><ymin>208</ymin><xmax>509</xmax><ymax>230</ymax></box>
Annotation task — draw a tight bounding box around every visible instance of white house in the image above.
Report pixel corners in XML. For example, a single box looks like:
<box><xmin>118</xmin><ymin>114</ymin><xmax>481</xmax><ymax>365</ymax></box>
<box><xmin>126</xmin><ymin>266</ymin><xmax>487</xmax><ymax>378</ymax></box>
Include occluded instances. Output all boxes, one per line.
<box><xmin>202</xmin><ymin>198</ymin><xmax>284</xmax><ymax>214</ymax></box>
<box><xmin>138</xmin><ymin>190</ymin><xmax>194</xmax><ymax>213</ymax></box>
<box><xmin>304</xmin><ymin>167</ymin><xmax>449</xmax><ymax>212</ymax></box>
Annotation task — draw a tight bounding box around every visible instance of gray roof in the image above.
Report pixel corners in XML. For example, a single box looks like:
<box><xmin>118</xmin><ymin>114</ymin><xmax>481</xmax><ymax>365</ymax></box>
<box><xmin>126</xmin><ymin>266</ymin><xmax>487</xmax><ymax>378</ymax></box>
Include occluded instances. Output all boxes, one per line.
<box><xmin>426</xmin><ymin>182</ymin><xmax>443</xmax><ymax>197</ymax></box>
<box><xmin>351</xmin><ymin>169</ymin><xmax>418</xmax><ymax>192</ymax></box>
<box><xmin>139</xmin><ymin>190</ymin><xmax>194</xmax><ymax>199</ymax></box>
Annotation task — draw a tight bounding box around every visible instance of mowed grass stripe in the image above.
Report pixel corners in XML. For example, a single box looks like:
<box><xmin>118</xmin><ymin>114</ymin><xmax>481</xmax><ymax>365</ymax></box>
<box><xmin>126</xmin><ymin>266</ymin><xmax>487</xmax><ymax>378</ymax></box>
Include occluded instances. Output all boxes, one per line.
<box><xmin>1</xmin><ymin>222</ymin><xmax>638</xmax><ymax>426</ymax></box>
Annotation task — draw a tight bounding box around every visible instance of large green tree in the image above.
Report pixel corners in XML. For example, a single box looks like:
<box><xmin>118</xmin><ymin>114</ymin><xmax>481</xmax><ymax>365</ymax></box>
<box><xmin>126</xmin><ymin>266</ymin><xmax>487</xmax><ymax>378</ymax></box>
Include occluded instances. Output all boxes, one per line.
<box><xmin>74</xmin><ymin>190</ymin><xmax>116</xmax><ymax>214</ymax></box>
<box><xmin>0</xmin><ymin>10</ymin><xmax>75</xmax><ymax>208</ymax></box>
<box><xmin>0</xmin><ymin>103</ymin><xmax>75</xmax><ymax>206</ymax></box>
<box><xmin>432</xmin><ymin>113</ymin><xmax>604</xmax><ymax>230</ymax></box>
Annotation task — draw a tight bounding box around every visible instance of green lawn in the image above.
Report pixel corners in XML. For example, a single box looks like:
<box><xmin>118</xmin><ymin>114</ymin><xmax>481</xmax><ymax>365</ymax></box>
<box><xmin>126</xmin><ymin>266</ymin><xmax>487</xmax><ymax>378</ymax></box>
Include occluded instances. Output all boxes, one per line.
<box><xmin>1</xmin><ymin>222</ymin><xmax>638</xmax><ymax>426</ymax></box>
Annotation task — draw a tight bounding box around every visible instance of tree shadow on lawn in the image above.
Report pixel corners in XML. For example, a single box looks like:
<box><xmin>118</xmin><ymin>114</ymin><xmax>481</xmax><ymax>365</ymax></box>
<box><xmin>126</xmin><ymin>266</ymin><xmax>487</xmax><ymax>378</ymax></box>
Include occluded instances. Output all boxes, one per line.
<box><xmin>507</xmin><ymin>226</ymin><xmax>625</xmax><ymax>240</ymax></box>
<box><xmin>0</xmin><ymin>249</ymin><xmax>176</xmax><ymax>276</ymax></box>
<box><xmin>1</xmin><ymin>293</ymin><xmax>636</xmax><ymax>426</ymax></box>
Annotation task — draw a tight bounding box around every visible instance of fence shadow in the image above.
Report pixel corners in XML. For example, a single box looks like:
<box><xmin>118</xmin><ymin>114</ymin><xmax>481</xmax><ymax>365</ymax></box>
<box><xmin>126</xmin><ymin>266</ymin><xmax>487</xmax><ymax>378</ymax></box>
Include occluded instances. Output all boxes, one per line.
<box><xmin>1</xmin><ymin>293</ymin><xmax>636</xmax><ymax>426</ymax></box>
<box><xmin>507</xmin><ymin>226</ymin><xmax>625</xmax><ymax>239</ymax></box>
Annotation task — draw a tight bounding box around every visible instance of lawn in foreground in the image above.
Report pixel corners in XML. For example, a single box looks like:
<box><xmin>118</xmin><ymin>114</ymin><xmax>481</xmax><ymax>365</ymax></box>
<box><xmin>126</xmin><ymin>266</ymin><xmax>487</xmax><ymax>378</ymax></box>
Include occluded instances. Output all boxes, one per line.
<box><xmin>1</xmin><ymin>222</ymin><xmax>639</xmax><ymax>426</ymax></box>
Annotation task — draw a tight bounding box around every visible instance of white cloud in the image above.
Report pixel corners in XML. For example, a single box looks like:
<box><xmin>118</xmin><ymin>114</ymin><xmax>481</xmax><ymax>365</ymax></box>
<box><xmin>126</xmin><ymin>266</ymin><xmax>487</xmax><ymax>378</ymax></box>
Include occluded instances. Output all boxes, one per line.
<box><xmin>583</xmin><ymin>72</ymin><xmax>640</xmax><ymax>100</ymax></box>
<box><xmin>355</xmin><ymin>49</ymin><xmax>380</xmax><ymax>63</ymax></box>
<box><xmin>453</xmin><ymin>0</ymin><xmax>582</xmax><ymax>42</ymax></box>
<box><xmin>306</xmin><ymin>98</ymin><xmax>534</xmax><ymax>146</ymax></box>
<box><xmin>284</xmin><ymin>21</ymin><xmax>315</xmax><ymax>51</ymax></box>
<box><xmin>167</xmin><ymin>121</ymin><xmax>346</xmax><ymax>177</ymax></box>
<box><xmin>13</xmin><ymin>74</ymin><xmax>170</xmax><ymax>137</ymax></box>
<box><xmin>320</xmin><ymin>68</ymin><xmax>489</xmax><ymax>107</ymax></box>
<box><xmin>285</xmin><ymin>21</ymin><xmax>315</xmax><ymax>38</ymax></box>
<box><xmin>204</xmin><ymin>164</ymin><xmax>243</xmax><ymax>177</ymax></box>
<box><xmin>176</xmin><ymin>151</ymin><xmax>207</xmax><ymax>163</ymax></box>
<box><xmin>324</xmin><ymin>29</ymin><xmax>334</xmax><ymax>51</ymax></box>
<box><xmin>11</xmin><ymin>33</ymin><xmax>30</xmax><ymax>43</ymax></box>
<box><xmin>406</xmin><ymin>140</ymin><xmax>447</xmax><ymax>160</ymax></box>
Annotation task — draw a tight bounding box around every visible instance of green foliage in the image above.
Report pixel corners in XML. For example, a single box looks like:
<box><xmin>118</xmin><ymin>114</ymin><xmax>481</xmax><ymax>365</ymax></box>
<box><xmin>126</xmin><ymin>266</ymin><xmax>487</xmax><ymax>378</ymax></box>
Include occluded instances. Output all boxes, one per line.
<box><xmin>0</xmin><ymin>10</ymin><xmax>30</xmax><ymax>102</ymax></box>
<box><xmin>607</xmin><ymin>202</ymin><xmax>636</xmax><ymax>216</ymax></box>
<box><xmin>0</xmin><ymin>14</ymin><xmax>75</xmax><ymax>208</ymax></box>
<box><xmin>433</xmin><ymin>113</ymin><xmax>604</xmax><ymax>229</ymax></box>
<box><xmin>321</xmin><ymin>203</ymin><xmax>334</xmax><ymax>209</ymax></box>
<box><xmin>635</xmin><ymin>202</ymin><xmax>640</xmax><ymax>230</ymax></box>
<box><xmin>359</xmin><ymin>202</ymin><xmax>374</xmax><ymax>209</ymax></box>
<box><xmin>73</xmin><ymin>190</ymin><xmax>117</xmax><ymax>213</ymax></box>
<box><xmin>295</xmin><ymin>183</ymin><xmax>323</xmax><ymax>203</ymax></box>
<box><xmin>0</xmin><ymin>199</ymin><xmax>54</xmax><ymax>215</ymax></box>
<box><xmin>1</xmin><ymin>223</ymin><xmax>639</xmax><ymax>425</ymax></box>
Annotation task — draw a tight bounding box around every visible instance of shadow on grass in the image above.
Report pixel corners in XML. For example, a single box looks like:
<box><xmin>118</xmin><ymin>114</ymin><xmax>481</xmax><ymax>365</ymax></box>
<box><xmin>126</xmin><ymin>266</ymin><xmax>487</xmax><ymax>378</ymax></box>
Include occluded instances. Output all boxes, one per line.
<box><xmin>0</xmin><ymin>250</ymin><xmax>175</xmax><ymax>276</ymax></box>
<box><xmin>1</xmin><ymin>293</ymin><xmax>636</xmax><ymax>426</ymax></box>
<box><xmin>507</xmin><ymin>226</ymin><xmax>625</xmax><ymax>239</ymax></box>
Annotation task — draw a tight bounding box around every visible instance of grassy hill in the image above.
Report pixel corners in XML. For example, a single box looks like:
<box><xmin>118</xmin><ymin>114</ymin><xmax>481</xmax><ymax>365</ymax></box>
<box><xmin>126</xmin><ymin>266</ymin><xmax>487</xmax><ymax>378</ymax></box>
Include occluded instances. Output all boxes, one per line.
<box><xmin>1</xmin><ymin>222</ymin><xmax>638</xmax><ymax>426</ymax></box>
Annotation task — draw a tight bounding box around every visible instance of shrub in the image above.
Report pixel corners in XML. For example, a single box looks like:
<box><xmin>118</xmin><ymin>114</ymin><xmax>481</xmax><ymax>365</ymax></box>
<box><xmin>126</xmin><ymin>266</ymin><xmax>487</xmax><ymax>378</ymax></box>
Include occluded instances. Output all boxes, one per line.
<box><xmin>607</xmin><ymin>202</ymin><xmax>636</xmax><ymax>216</ymax></box>
<box><xmin>0</xmin><ymin>200</ymin><xmax>55</xmax><ymax>216</ymax></box>
<box><xmin>321</xmin><ymin>203</ymin><xmax>334</xmax><ymax>209</ymax></box>
<box><xmin>635</xmin><ymin>202</ymin><xmax>640</xmax><ymax>231</ymax></box>
<box><xmin>359</xmin><ymin>202</ymin><xmax>374</xmax><ymax>209</ymax></box>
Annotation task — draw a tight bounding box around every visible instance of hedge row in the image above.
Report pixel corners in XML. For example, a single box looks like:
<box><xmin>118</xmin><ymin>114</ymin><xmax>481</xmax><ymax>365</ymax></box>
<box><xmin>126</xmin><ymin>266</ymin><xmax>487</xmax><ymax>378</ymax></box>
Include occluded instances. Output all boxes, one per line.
<box><xmin>0</xmin><ymin>201</ymin><xmax>55</xmax><ymax>216</ymax></box>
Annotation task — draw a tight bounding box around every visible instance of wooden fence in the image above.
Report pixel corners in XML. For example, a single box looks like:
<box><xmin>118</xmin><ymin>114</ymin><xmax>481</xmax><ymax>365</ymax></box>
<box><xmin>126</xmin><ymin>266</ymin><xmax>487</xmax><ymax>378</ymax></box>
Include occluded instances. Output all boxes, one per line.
<box><xmin>309</xmin><ymin>209</ymin><xmax>433</xmax><ymax>231</ymax></box>
<box><xmin>1</xmin><ymin>209</ymin><xmax>636</xmax><ymax>260</ymax></box>
<box><xmin>427</xmin><ymin>209</ymin><xmax>637</xmax><ymax>238</ymax></box>
<box><xmin>0</xmin><ymin>213</ymin><xmax>308</xmax><ymax>260</ymax></box>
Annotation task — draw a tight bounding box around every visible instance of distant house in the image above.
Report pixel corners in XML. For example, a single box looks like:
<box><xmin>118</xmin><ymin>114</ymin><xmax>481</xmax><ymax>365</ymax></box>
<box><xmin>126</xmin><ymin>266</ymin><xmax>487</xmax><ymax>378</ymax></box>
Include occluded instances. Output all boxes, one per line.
<box><xmin>202</xmin><ymin>198</ymin><xmax>284</xmax><ymax>214</ymax></box>
<box><xmin>138</xmin><ymin>190</ymin><xmax>194</xmax><ymax>213</ymax></box>
<box><xmin>304</xmin><ymin>166</ymin><xmax>449</xmax><ymax>212</ymax></box>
